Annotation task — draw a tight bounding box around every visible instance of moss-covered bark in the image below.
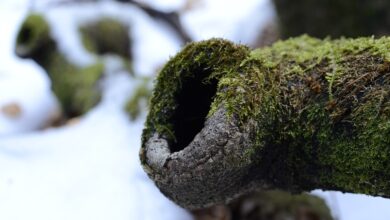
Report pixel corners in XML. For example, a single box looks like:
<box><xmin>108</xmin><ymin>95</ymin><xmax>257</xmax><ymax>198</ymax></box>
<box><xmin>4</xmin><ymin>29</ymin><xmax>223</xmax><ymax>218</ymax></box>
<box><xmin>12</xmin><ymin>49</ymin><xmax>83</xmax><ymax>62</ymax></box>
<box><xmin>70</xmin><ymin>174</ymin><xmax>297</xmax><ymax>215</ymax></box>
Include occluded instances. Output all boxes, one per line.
<box><xmin>193</xmin><ymin>190</ymin><xmax>332</xmax><ymax>220</ymax></box>
<box><xmin>273</xmin><ymin>0</ymin><xmax>390</xmax><ymax>38</ymax></box>
<box><xmin>228</xmin><ymin>190</ymin><xmax>332</xmax><ymax>220</ymax></box>
<box><xmin>15</xmin><ymin>14</ymin><xmax>103</xmax><ymax>117</ymax></box>
<box><xmin>141</xmin><ymin>36</ymin><xmax>390</xmax><ymax>209</ymax></box>
<box><xmin>79</xmin><ymin>17</ymin><xmax>132</xmax><ymax>60</ymax></box>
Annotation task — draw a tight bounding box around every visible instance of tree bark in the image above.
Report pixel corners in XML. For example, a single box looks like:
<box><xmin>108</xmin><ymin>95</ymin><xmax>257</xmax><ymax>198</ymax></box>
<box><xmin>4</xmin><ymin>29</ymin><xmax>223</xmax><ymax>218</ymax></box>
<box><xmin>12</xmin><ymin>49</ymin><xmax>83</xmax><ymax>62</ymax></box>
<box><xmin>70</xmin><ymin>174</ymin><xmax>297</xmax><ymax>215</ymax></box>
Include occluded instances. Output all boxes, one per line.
<box><xmin>141</xmin><ymin>36</ymin><xmax>390</xmax><ymax>209</ymax></box>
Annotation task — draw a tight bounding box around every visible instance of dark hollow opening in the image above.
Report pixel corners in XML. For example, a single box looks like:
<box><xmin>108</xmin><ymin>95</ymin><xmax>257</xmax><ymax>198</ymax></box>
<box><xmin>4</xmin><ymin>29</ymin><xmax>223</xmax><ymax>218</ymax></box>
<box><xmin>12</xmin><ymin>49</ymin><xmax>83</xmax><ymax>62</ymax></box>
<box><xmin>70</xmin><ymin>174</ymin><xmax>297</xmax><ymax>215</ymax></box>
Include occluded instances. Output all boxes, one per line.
<box><xmin>170</xmin><ymin>70</ymin><xmax>218</xmax><ymax>153</ymax></box>
<box><xmin>18</xmin><ymin>26</ymin><xmax>32</xmax><ymax>45</ymax></box>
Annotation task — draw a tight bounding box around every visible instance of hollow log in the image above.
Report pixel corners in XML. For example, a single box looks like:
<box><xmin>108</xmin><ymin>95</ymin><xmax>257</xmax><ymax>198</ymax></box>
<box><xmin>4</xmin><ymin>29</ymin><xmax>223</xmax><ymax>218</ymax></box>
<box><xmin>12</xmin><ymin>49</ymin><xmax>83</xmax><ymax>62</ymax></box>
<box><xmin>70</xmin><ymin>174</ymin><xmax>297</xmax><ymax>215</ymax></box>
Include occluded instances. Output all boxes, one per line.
<box><xmin>141</xmin><ymin>36</ymin><xmax>390</xmax><ymax>209</ymax></box>
<box><xmin>15</xmin><ymin>14</ymin><xmax>104</xmax><ymax>117</ymax></box>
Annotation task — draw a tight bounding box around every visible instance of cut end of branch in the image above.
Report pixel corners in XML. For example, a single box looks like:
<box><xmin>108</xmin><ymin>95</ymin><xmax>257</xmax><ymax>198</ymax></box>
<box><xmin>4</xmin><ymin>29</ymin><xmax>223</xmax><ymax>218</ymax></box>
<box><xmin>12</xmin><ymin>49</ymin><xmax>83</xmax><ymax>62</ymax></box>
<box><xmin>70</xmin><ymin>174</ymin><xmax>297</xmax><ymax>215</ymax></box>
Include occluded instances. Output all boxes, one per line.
<box><xmin>15</xmin><ymin>13</ymin><xmax>51</xmax><ymax>58</ymax></box>
<box><xmin>142</xmin><ymin>35</ymin><xmax>390</xmax><ymax>208</ymax></box>
<box><xmin>140</xmin><ymin>39</ymin><xmax>254</xmax><ymax>208</ymax></box>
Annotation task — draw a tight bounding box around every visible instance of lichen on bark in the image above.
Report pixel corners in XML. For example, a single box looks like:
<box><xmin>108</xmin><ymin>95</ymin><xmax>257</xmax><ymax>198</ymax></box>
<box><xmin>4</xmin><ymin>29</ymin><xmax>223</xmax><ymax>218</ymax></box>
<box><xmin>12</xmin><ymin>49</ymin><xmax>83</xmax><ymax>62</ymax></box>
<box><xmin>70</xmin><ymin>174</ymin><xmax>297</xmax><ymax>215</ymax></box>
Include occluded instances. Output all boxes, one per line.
<box><xmin>142</xmin><ymin>36</ymin><xmax>390</xmax><ymax>209</ymax></box>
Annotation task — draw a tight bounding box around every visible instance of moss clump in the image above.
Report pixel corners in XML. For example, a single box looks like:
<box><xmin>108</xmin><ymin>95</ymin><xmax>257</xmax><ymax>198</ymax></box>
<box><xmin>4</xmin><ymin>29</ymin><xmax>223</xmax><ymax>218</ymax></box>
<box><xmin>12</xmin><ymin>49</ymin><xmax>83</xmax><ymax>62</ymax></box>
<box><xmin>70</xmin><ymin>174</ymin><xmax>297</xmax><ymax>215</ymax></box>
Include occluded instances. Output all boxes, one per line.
<box><xmin>229</xmin><ymin>190</ymin><xmax>332</xmax><ymax>220</ymax></box>
<box><xmin>142</xmin><ymin>39</ymin><xmax>250</xmax><ymax>155</ymax></box>
<box><xmin>144</xmin><ymin>35</ymin><xmax>390</xmax><ymax>198</ymax></box>
<box><xmin>125</xmin><ymin>76</ymin><xmax>152</xmax><ymax>120</ymax></box>
<box><xmin>80</xmin><ymin>17</ymin><xmax>131</xmax><ymax>60</ymax></box>
<box><xmin>273</xmin><ymin>0</ymin><xmax>390</xmax><ymax>38</ymax></box>
<box><xmin>211</xmin><ymin>35</ymin><xmax>390</xmax><ymax>195</ymax></box>
<box><xmin>15</xmin><ymin>13</ymin><xmax>52</xmax><ymax>59</ymax></box>
<box><xmin>16</xmin><ymin>13</ymin><xmax>104</xmax><ymax>117</ymax></box>
<box><xmin>45</xmin><ymin>52</ymin><xmax>104</xmax><ymax>116</ymax></box>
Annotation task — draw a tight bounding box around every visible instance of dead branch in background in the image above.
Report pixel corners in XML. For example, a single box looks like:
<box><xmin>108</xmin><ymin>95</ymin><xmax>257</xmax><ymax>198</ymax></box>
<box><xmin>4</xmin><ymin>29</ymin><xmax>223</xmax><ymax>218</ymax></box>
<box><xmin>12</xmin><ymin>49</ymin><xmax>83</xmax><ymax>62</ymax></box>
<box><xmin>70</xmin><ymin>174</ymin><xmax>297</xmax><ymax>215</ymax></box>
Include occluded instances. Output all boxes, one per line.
<box><xmin>45</xmin><ymin>0</ymin><xmax>192</xmax><ymax>43</ymax></box>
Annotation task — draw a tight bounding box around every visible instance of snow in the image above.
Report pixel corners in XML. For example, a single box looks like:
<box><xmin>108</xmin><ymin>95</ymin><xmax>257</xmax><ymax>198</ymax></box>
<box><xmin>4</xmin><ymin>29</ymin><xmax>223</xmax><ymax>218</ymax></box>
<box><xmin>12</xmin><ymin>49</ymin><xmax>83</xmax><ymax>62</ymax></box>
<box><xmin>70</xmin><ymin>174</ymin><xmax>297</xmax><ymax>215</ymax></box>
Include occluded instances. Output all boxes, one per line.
<box><xmin>138</xmin><ymin>0</ymin><xmax>186</xmax><ymax>12</ymax></box>
<box><xmin>0</xmin><ymin>105</ymin><xmax>192</xmax><ymax>220</ymax></box>
<box><xmin>41</xmin><ymin>1</ymin><xmax>182</xmax><ymax>75</ymax></box>
<box><xmin>1</xmin><ymin>0</ymin><xmax>390</xmax><ymax>220</ymax></box>
<box><xmin>312</xmin><ymin>190</ymin><xmax>390</xmax><ymax>220</ymax></box>
<box><xmin>0</xmin><ymin>53</ymin><xmax>192</xmax><ymax>220</ymax></box>
<box><xmin>181</xmin><ymin>0</ymin><xmax>275</xmax><ymax>46</ymax></box>
<box><xmin>0</xmin><ymin>4</ymin><xmax>58</xmax><ymax>136</ymax></box>
<box><xmin>0</xmin><ymin>1</ymin><xmax>191</xmax><ymax>219</ymax></box>
<box><xmin>0</xmin><ymin>63</ymin><xmax>58</xmax><ymax>136</ymax></box>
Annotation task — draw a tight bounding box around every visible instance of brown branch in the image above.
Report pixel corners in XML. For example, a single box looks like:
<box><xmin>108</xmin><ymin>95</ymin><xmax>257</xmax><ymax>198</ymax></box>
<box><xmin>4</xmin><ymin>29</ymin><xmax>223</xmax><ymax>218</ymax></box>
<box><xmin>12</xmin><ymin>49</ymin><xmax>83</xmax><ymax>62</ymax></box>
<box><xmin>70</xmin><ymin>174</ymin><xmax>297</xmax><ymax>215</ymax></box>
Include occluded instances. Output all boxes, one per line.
<box><xmin>46</xmin><ymin>0</ymin><xmax>192</xmax><ymax>43</ymax></box>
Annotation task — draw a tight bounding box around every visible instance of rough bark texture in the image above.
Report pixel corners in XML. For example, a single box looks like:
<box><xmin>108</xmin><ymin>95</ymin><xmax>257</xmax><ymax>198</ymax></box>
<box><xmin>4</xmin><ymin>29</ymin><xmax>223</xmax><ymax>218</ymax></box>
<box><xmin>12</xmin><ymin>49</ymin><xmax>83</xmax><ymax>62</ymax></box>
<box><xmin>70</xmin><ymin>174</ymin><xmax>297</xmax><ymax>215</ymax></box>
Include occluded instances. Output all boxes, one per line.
<box><xmin>273</xmin><ymin>0</ymin><xmax>390</xmax><ymax>39</ymax></box>
<box><xmin>141</xmin><ymin>36</ymin><xmax>390</xmax><ymax>209</ymax></box>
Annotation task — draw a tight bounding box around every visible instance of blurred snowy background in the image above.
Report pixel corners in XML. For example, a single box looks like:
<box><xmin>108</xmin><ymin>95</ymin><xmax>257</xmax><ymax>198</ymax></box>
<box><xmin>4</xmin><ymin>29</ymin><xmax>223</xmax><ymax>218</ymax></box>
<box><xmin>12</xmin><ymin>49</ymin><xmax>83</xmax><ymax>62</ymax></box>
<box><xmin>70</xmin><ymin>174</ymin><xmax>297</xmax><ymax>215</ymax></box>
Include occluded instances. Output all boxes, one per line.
<box><xmin>0</xmin><ymin>0</ymin><xmax>390</xmax><ymax>220</ymax></box>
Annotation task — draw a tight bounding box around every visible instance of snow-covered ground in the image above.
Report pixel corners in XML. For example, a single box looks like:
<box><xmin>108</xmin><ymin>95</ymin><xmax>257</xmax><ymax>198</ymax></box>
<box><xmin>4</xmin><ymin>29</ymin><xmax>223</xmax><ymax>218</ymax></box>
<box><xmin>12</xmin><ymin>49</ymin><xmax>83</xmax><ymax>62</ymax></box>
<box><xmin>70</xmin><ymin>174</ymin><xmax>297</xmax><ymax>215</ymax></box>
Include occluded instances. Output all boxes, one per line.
<box><xmin>1</xmin><ymin>0</ymin><xmax>390</xmax><ymax>220</ymax></box>
<box><xmin>0</xmin><ymin>71</ymin><xmax>192</xmax><ymax>220</ymax></box>
<box><xmin>0</xmin><ymin>1</ymin><xmax>192</xmax><ymax>219</ymax></box>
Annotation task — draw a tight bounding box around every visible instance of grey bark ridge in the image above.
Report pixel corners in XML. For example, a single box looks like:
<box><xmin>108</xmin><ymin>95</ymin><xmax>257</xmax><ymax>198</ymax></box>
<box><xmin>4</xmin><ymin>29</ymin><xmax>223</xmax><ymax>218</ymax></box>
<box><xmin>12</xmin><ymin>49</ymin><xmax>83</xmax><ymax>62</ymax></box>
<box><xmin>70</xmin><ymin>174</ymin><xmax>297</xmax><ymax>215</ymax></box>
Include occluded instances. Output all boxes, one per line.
<box><xmin>144</xmin><ymin>107</ymin><xmax>266</xmax><ymax>209</ymax></box>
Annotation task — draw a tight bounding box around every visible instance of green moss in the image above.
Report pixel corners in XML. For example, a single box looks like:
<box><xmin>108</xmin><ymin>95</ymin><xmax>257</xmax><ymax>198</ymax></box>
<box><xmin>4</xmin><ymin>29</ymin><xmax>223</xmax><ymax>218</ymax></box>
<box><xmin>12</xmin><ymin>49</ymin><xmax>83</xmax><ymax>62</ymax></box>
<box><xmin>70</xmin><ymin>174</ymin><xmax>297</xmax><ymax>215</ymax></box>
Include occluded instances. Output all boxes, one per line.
<box><xmin>144</xmin><ymin>35</ymin><xmax>390</xmax><ymax>197</ymax></box>
<box><xmin>16</xmin><ymin>13</ymin><xmax>104</xmax><ymax>117</ymax></box>
<box><xmin>273</xmin><ymin>0</ymin><xmax>390</xmax><ymax>38</ymax></box>
<box><xmin>80</xmin><ymin>17</ymin><xmax>133</xmax><ymax>74</ymax></box>
<box><xmin>125</xmin><ymin>77</ymin><xmax>152</xmax><ymax>120</ymax></box>
<box><xmin>15</xmin><ymin>13</ymin><xmax>51</xmax><ymax>58</ymax></box>
<box><xmin>141</xmin><ymin>39</ymin><xmax>249</xmax><ymax>163</ymax></box>
<box><xmin>212</xmin><ymin>35</ymin><xmax>390</xmax><ymax>194</ymax></box>
<box><xmin>229</xmin><ymin>190</ymin><xmax>333</xmax><ymax>220</ymax></box>
<box><xmin>215</xmin><ymin>35</ymin><xmax>390</xmax><ymax>121</ymax></box>
<box><xmin>38</xmin><ymin>49</ymin><xmax>104</xmax><ymax>117</ymax></box>
<box><xmin>80</xmin><ymin>17</ymin><xmax>131</xmax><ymax>59</ymax></box>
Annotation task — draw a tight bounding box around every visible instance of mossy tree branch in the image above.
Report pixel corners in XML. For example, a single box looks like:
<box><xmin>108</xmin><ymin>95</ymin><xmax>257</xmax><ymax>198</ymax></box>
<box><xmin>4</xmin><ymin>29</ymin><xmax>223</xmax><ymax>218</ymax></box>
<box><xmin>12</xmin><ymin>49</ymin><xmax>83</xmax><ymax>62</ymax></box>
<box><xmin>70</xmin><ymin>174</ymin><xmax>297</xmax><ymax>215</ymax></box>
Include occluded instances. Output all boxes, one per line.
<box><xmin>15</xmin><ymin>14</ymin><xmax>135</xmax><ymax>117</ymax></box>
<box><xmin>15</xmin><ymin>14</ymin><xmax>104</xmax><ymax>117</ymax></box>
<box><xmin>141</xmin><ymin>36</ymin><xmax>390</xmax><ymax>209</ymax></box>
<box><xmin>193</xmin><ymin>190</ymin><xmax>332</xmax><ymax>220</ymax></box>
<box><xmin>79</xmin><ymin>17</ymin><xmax>132</xmax><ymax>60</ymax></box>
<box><xmin>227</xmin><ymin>190</ymin><xmax>332</xmax><ymax>220</ymax></box>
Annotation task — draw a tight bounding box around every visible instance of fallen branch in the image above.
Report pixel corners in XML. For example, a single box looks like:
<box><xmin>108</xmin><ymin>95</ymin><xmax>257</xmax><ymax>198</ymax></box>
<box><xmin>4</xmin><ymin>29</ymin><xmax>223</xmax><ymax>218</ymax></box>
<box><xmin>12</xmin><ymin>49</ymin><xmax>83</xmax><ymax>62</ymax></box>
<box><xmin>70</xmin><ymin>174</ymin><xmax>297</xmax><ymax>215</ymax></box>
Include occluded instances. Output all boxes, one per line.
<box><xmin>141</xmin><ymin>36</ymin><xmax>390</xmax><ymax>209</ymax></box>
<box><xmin>15</xmin><ymin>14</ymin><xmax>134</xmax><ymax>117</ymax></box>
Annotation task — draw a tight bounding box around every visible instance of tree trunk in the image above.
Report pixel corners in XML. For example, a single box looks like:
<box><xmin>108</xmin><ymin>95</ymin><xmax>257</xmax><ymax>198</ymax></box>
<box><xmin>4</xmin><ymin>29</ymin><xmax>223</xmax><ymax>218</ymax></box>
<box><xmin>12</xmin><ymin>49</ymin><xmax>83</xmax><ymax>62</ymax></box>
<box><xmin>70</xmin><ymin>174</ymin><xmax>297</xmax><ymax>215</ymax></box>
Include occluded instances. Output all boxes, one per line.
<box><xmin>141</xmin><ymin>36</ymin><xmax>390</xmax><ymax>209</ymax></box>
<box><xmin>273</xmin><ymin>0</ymin><xmax>390</xmax><ymax>38</ymax></box>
